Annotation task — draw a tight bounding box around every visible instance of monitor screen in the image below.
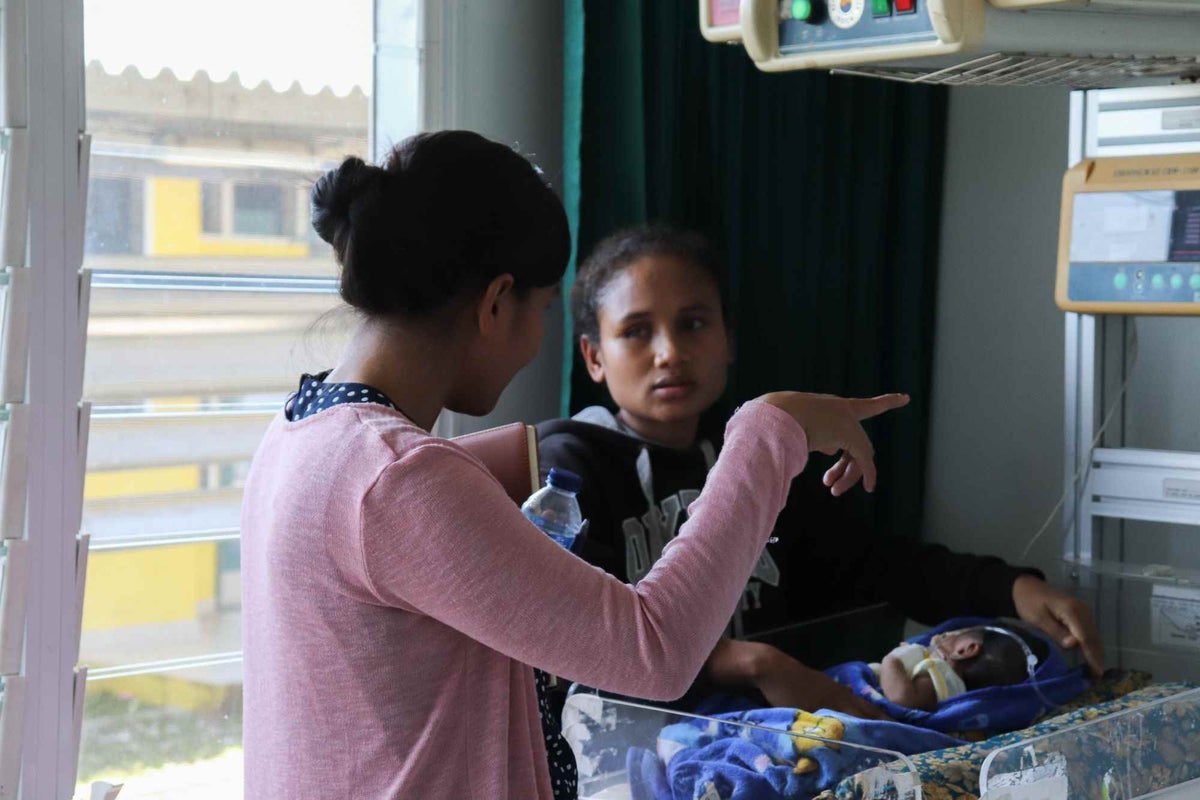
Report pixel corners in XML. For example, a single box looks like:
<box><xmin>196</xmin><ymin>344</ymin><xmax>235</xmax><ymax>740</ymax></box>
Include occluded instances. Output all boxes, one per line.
<box><xmin>1070</xmin><ymin>190</ymin><xmax>1200</xmax><ymax>264</ymax></box>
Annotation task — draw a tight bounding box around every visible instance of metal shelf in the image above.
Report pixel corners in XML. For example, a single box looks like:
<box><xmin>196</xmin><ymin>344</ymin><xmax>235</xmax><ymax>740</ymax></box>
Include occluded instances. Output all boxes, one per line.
<box><xmin>1063</xmin><ymin>555</ymin><xmax>1200</xmax><ymax>588</ymax></box>
<box><xmin>1086</xmin><ymin>448</ymin><xmax>1200</xmax><ymax>528</ymax></box>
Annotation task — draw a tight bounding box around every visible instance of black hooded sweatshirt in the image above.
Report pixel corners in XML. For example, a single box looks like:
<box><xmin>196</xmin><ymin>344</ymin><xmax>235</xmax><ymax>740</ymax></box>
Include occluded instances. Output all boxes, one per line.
<box><xmin>536</xmin><ymin>407</ymin><xmax>1039</xmax><ymax>651</ymax></box>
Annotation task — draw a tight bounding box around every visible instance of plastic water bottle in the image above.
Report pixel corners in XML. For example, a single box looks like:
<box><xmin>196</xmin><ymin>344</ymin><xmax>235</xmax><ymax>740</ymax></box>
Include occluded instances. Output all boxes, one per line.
<box><xmin>522</xmin><ymin>467</ymin><xmax>585</xmax><ymax>550</ymax></box>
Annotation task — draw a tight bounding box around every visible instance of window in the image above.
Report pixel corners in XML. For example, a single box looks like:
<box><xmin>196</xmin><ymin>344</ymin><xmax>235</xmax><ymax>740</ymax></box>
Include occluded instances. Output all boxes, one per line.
<box><xmin>1</xmin><ymin>0</ymin><xmax>425</xmax><ymax>792</ymax></box>
<box><xmin>78</xmin><ymin>1</ymin><xmax>375</xmax><ymax>796</ymax></box>
<box><xmin>232</xmin><ymin>184</ymin><xmax>285</xmax><ymax>237</ymax></box>
<box><xmin>85</xmin><ymin>177</ymin><xmax>143</xmax><ymax>255</ymax></box>
<box><xmin>201</xmin><ymin>182</ymin><xmax>222</xmax><ymax>235</ymax></box>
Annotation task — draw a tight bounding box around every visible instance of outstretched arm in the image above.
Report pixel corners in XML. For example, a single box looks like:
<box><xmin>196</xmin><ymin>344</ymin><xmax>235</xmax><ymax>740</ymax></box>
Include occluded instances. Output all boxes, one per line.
<box><xmin>706</xmin><ymin>638</ymin><xmax>891</xmax><ymax>720</ymax></box>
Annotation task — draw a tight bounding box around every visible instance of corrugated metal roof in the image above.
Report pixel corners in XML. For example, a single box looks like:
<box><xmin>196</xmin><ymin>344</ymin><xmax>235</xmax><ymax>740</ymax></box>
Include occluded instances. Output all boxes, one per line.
<box><xmin>85</xmin><ymin>0</ymin><xmax>377</xmax><ymax>97</ymax></box>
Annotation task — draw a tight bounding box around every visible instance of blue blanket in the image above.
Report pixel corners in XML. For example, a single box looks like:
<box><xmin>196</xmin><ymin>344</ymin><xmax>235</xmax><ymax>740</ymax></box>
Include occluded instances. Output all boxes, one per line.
<box><xmin>623</xmin><ymin>618</ymin><xmax>1091</xmax><ymax>800</ymax></box>
<box><xmin>627</xmin><ymin>707</ymin><xmax>961</xmax><ymax>800</ymax></box>
<box><xmin>825</xmin><ymin>617</ymin><xmax>1091</xmax><ymax>735</ymax></box>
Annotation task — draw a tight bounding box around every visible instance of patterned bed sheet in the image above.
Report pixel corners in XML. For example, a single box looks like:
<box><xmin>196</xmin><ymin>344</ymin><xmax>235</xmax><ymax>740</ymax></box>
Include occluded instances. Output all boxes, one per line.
<box><xmin>824</xmin><ymin>671</ymin><xmax>1197</xmax><ymax>800</ymax></box>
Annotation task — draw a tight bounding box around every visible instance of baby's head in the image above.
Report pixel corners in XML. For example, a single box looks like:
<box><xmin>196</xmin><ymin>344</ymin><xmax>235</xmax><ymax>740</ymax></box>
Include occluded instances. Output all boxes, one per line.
<box><xmin>931</xmin><ymin>625</ymin><xmax>1047</xmax><ymax>691</ymax></box>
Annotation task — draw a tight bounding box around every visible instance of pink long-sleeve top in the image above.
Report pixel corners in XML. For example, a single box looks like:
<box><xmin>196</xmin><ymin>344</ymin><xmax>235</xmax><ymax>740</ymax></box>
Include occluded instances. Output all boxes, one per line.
<box><xmin>240</xmin><ymin>398</ymin><xmax>808</xmax><ymax>799</ymax></box>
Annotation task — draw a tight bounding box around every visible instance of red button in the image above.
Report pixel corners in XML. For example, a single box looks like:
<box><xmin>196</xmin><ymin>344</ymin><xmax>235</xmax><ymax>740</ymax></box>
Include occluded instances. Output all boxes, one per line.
<box><xmin>895</xmin><ymin>0</ymin><xmax>915</xmax><ymax>12</ymax></box>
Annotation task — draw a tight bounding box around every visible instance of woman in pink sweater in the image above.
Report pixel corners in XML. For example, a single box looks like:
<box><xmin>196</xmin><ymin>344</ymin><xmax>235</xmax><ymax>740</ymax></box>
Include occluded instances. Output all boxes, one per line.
<box><xmin>240</xmin><ymin>130</ymin><xmax>907</xmax><ymax>800</ymax></box>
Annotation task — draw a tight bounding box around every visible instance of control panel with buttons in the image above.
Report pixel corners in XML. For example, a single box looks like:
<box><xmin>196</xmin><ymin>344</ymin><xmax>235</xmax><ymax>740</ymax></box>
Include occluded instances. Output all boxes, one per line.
<box><xmin>1057</xmin><ymin>155</ymin><xmax>1200</xmax><ymax>316</ymax></box>
<box><xmin>778</xmin><ymin>0</ymin><xmax>937</xmax><ymax>54</ymax></box>
<box><xmin>1069</xmin><ymin>264</ymin><xmax>1200</xmax><ymax>305</ymax></box>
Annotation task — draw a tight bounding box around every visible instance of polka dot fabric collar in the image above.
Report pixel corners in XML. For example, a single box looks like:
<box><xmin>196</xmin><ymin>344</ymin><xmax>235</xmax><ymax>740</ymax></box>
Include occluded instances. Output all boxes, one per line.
<box><xmin>288</xmin><ymin>370</ymin><xmax>398</xmax><ymax>421</ymax></box>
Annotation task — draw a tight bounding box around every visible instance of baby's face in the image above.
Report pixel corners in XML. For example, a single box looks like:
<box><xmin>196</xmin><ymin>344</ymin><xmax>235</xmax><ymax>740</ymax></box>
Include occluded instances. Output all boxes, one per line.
<box><xmin>931</xmin><ymin>629</ymin><xmax>984</xmax><ymax>663</ymax></box>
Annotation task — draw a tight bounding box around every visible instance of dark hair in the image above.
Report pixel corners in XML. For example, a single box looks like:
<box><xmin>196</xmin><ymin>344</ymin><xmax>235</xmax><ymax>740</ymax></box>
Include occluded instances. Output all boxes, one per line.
<box><xmin>311</xmin><ymin>131</ymin><xmax>570</xmax><ymax>318</ymax></box>
<box><xmin>960</xmin><ymin>626</ymin><xmax>1048</xmax><ymax>691</ymax></box>
<box><xmin>570</xmin><ymin>224</ymin><xmax>729</xmax><ymax>341</ymax></box>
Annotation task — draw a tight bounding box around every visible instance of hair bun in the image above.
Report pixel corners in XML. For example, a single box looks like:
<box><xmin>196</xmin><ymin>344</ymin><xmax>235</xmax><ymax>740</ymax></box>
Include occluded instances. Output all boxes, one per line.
<box><xmin>310</xmin><ymin>157</ymin><xmax>385</xmax><ymax>246</ymax></box>
<box><xmin>313</xmin><ymin>132</ymin><xmax>568</xmax><ymax>319</ymax></box>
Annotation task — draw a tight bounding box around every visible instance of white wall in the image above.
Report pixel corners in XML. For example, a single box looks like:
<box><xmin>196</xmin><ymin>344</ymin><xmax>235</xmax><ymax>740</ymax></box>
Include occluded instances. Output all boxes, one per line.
<box><xmin>375</xmin><ymin>0</ymin><xmax>565</xmax><ymax>437</ymax></box>
<box><xmin>438</xmin><ymin>0</ymin><xmax>567</xmax><ymax>435</ymax></box>
<box><xmin>924</xmin><ymin>86</ymin><xmax>1073</xmax><ymax>573</ymax></box>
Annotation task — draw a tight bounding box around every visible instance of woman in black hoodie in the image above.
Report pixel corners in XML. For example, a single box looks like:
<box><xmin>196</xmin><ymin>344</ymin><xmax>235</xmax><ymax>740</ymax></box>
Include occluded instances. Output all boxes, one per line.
<box><xmin>538</xmin><ymin>224</ymin><xmax>1103</xmax><ymax>716</ymax></box>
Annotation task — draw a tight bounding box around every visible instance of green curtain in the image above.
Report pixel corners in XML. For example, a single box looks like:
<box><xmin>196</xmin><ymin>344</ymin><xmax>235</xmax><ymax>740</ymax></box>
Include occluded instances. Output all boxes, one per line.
<box><xmin>562</xmin><ymin>0</ymin><xmax>948</xmax><ymax>545</ymax></box>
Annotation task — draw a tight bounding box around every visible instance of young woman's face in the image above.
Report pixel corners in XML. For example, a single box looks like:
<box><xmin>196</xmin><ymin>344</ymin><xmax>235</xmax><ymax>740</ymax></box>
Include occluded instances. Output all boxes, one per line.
<box><xmin>584</xmin><ymin>255</ymin><xmax>731</xmax><ymax>442</ymax></box>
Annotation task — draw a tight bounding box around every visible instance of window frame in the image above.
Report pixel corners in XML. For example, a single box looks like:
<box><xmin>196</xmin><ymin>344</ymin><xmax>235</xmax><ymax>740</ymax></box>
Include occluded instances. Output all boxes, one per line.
<box><xmin>230</xmin><ymin>182</ymin><xmax>288</xmax><ymax>239</ymax></box>
<box><xmin>18</xmin><ymin>1</ymin><xmax>430</xmax><ymax>797</ymax></box>
<box><xmin>83</xmin><ymin>175</ymin><xmax>143</xmax><ymax>256</ymax></box>
<box><xmin>16</xmin><ymin>0</ymin><xmax>441</xmax><ymax>795</ymax></box>
<box><xmin>22</xmin><ymin>0</ymin><xmax>90</xmax><ymax>794</ymax></box>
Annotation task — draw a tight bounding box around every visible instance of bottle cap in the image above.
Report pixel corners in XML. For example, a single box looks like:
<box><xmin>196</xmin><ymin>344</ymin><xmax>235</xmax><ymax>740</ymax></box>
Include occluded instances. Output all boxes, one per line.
<box><xmin>547</xmin><ymin>467</ymin><xmax>582</xmax><ymax>494</ymax></box>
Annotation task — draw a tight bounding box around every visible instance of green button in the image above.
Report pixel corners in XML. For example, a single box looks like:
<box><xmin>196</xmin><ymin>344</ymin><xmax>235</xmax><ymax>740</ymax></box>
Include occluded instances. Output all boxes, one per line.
<box><xmin>791</xmin><ymin>0</ymin><xmax>813</xmax><ymax>20</ymax></box>
<box><xmin>1192</xmin><ymin>274</ymin><xmax>1200</xmax><ymax>290</ymax></box>
<box><xmin>1152</xmin><ymin>274</ymin><xmax>1166</xmax><ymax>290</ymax></box>
<box><xmin>1171</xmin><ymin>273</ymin><xmax>1185</xmax><ymax>290</ymax></box>
<box><xmin>1113</xmin><ymin>272</ymin><xmax>1129</xmax><ymax>291</ymax></box>
<box><xmin>872</xmin><ymin>0</ymin><xmax>891</xmax><ymax>15</ymax></box>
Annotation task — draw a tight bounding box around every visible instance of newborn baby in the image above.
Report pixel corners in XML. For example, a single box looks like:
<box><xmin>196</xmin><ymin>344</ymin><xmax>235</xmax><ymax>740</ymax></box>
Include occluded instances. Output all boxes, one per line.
<box><xmin>871</xmin><ymin>625</ymin><xmax>1042</xmax><ymax>711</ymax></box>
